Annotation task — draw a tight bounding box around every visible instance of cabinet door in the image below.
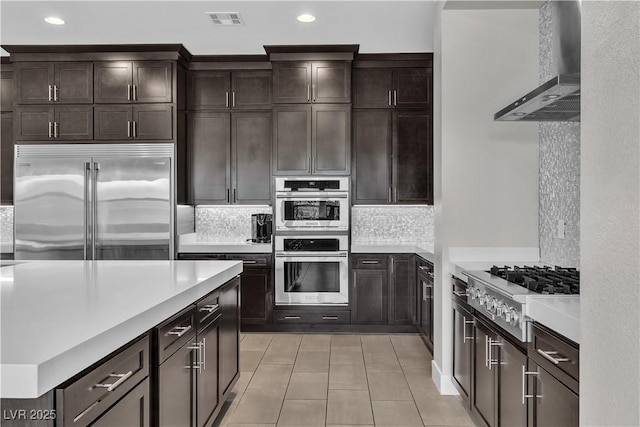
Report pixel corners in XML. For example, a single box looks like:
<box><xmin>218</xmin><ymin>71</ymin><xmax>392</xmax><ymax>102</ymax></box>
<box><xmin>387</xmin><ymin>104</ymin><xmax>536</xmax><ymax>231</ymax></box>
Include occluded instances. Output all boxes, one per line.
<box><xmin>394</xmin><ymin>68</ymin><xmax>431</xmax><ymax>108</ymax></box>
<box><xmin>189</xmin><ymin>112</ymin><xmax>230</xmax><ymax>204</ymax></box>
<box><xmin>497</xmin><ymin>339</ymin><xmax>527</xmax><ymax>427</ymax></box>
<box><xmin>529</xmin><ymin>360</ymin><xmax>579</xmax><ymax>427</ymax></box>
<box><xmin>1</xmin><ymin>68</ymin><xmax>15</xmax><ymax>111</ymax></box>
<box><xmin>312</xmin><ymin>104</ymin><xmax>350</xmax><ymax>175</ymax></box>
<box><xmin>94</xmin><ymin>105</ymin><xmax>132</xmax><ymax>140</ymax></box>
<box><xmin>219</xmin><ymin>279</ymin><xmax>240</xmax><ymax>396</ymax></box>
<box><xmin>1</xmin><ymin>113</ymin><xmax>13</xmax><ymax>204</ymax></box>
<box><xmin>311</xmin><ymin>62</ymin><xmax>351</xmax><ymax>103</ymax></box>
<box><xmin>352</xmin><ymin>110</ymin><xmax>391</xmax><ymax>204</ymax></box>
<box><xmin>232</xmin><ymin>71</ymin><xmax>272</xmax><ymax>109</ymax></box>
<box><xmin>239</xmin><ymin>267</ymin><xmax>273</xmax><ymax>324</ymax></box>
<box><xmin>133</xmin><ymin>105</ymin><xmax>172</xmax><ymax>140</ymax></box>
<box><xmin>133</xmin><ymin>62</ymin><xmax>172</xmax><ymax>103</ymax></box>
<box><xmin>54</xmin><ymin>62</ymin><xmax>93</xmax><ymax>104</ymax></box>
<box><xmin>353</xmin><ymin>68</ymin><xmax>393</xmax><ymax>108</ymax></box>
<box><xmin>388</xmin><ymin>254</ymin><xmax>416</xmax><ymax>325</ymax></box>
<box><xmin>272</xmin><ymin>62</ymin><xmax>311</xmax><ymax>103</ymax></box>
<box><xmin>272</xmin><ymin>105</ymin><xmax>311</xmax><ymax>175</ymax></box>
<box><xmin>94</xmin><ymin>62</ymin><xmax>133</xmax><ymax>103</ymax></box>
<box><xmin>188</xmin><ymin>71</ymin><xmax>230</xmax><ymax>109</ymax></box>
<box><xmin>55</xmin><ymin>105</ymin><xmax>93</xmax><ymax>140</ymax></box>
<box><xmin>15</xmin><ymin>63</ymin><xmax>53</xmax><ymax>104</ymax></box>
<box><xmin>392</xmin><ymin>110</ymin><xmax>432</xmax><ymax>204</ymax></box>
<box><xmin>419</xmin><ymin>272</ymin><xmax>433</xmax><ymax>347</ymax></box>
<box><xmin>158</xmin><ymin>341</ymin><xmax>195</xmax><ymax>427</ymax></box>
<box><xmin>472</xmin><ymin>320</ymin><xmax>496</xmax><ymax>427</ymax></box>
<box><xmin>15</xmin><ymin>106</ymin><xmax>54</xmax><ymax>140</ymax></box>
<box><xmin>351</xmin><ymin>269</ymin><xmax>388</xmax><ymax>325</ymax></box>
<box><xmin>91</xmin><ymin>378</ymin><xmax>150</xmax><ymax>427</ymax></box>
<box><xmin>452</xmin><ymin>305</ymin><xmax>472</xmax><ymax>402</ymax></box>
<box><xmin>197</xmin><ymin>318</ymin><xmax>220</xmax><ymax>427</ymax></box>
<box><xmin>231</xmin><ymin>112</ymin><xmax>271</xmax><ymax>204</ymax></box>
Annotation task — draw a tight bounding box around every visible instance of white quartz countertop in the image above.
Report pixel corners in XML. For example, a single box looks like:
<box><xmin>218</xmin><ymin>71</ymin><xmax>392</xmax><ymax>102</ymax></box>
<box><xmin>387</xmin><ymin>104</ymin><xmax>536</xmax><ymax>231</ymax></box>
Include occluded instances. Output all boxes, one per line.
<box><xmin>178</xmin><ymin>233</ymin><xmax>272</xmax><ymax>253</ymax></box>
<box><xmin>351</xmin><ymin>244</ymin><xmax>434</xmax><ymax>263</ymax></box>
<box><xmin>0</xmin><ymin>260</ymin><xmax>242</xmax><ymax>398</ymax></box>
<box><xmin>526</xmin><ymin>295</ymin><xmax>581</xmax><ymax>344</ymax></box>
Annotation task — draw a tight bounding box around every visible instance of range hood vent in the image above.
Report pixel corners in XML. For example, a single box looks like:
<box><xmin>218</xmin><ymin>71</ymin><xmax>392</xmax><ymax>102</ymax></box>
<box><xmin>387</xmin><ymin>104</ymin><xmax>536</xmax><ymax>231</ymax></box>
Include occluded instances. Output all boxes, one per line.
<box><xmin>495</xmin><ymin>1</ymin><xmax>581</xmax><ymax>122</ymax></box>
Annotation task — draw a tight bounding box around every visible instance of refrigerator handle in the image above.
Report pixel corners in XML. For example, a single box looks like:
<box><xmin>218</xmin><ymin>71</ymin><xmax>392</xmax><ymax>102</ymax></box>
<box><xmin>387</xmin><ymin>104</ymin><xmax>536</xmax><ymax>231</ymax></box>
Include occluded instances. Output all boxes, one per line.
<box><xmin>84</xmin><ymin>162</ymin><xmax>92</xmax><ymax>260</ymax></box>
<box><xmin>92</xmin><ymin>162</ymin><xmax>100</xmax><ymax>260</ymax></box>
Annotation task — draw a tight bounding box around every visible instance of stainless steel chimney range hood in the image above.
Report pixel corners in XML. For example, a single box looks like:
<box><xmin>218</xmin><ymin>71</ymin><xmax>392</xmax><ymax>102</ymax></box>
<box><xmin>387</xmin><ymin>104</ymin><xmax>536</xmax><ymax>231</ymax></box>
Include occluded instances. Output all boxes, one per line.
<box><xmin>495</xmin><ymin>0</ymin><xmax>581</xmax><ymax>122</ymax></box>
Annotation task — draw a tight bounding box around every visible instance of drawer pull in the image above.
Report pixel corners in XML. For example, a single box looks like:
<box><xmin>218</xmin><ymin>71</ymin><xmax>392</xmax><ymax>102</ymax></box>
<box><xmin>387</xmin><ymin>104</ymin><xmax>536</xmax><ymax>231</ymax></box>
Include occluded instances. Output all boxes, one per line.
<box><xmin>322</xmin><ymin>316</ymin><xmax>339</xmax><ymax>320</ymax></box>
<box><xmin>200</xmin><ymin>304</ymin><xmax>219</xmax><ymax>313</ymax></box>
<box><xmin>418</xmin><ymin>265</ymin><xmax>429</xmax><ymax>271</ymax></box>
<box><xmin>361</xmin><ymin>260</ymin><xmax>380</xmax><ymax>264</ymax></box>
<box><xmin>453</xmin><ymin>291</ymin><xmax>467</xmax><ymax>297</ymax></box>
<box><xmin>284</xmin><ymin>316</ymin><xmax>301</xmax><ymax>320</ymax></box>
<box><xmin>427</xmin><ymin>272</ymin><xmax>434</xmax><ymax>279</ymax></box>
<box><xmin>243</xmin><ymin>260</ymin><xmax>258</xmax><ymax>264</ymax></box>
<box><xmin>537</xmin><ymin>349</ymin><xmax>570</xmax><ymax>365</ymax></box>
<box><xmin>94</xmin><ymin>370</ymin><xmax>133</xmax><ymax>392</ymax></box>
<box><xmin>167</xmin><ymin>325</ymin><xmax>192</xmax><ymax>337</ymax></box>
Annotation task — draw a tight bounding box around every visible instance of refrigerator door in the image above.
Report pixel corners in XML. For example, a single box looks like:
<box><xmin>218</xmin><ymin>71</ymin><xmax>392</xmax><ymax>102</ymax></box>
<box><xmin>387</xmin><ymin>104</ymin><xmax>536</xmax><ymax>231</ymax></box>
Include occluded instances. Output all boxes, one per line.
<box><xmin>14</xmin><ymin>157</ymin><xmax>90</xmax><ymax>260</ymax></box>
<box><xmin>93</xmin><ymin>157</ymin><xmax>171</xmax><ymax>260</ymax></box>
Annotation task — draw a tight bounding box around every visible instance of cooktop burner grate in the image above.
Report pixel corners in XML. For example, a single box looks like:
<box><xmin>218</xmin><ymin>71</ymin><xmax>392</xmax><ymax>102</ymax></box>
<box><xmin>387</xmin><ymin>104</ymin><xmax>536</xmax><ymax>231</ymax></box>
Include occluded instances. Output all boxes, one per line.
<box><xmin>488</xmin><ymin>265</ymin><xmax>580</xmax><ymax>295</ymax></box>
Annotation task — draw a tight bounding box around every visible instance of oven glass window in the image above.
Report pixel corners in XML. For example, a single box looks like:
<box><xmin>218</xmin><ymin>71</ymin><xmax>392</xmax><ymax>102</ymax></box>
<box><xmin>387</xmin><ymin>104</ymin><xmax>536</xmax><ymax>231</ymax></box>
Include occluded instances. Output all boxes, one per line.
<box><xmin>283</xmin><ymin>261</ymin><xmax>340</xmax><ymax>293</ymax></box>
<box><xmin>283</xmin><ymin>201</ymin><xmax>340</xmax><ymax>221</ymax></box>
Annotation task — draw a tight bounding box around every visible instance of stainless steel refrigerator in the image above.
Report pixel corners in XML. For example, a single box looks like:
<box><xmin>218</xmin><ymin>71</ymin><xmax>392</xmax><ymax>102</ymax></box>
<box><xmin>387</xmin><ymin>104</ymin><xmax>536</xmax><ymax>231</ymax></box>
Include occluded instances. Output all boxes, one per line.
<box><xmin>14</xmin><ymin>144</ymin><xmax>175</xmax><ymax>260</ymax></box>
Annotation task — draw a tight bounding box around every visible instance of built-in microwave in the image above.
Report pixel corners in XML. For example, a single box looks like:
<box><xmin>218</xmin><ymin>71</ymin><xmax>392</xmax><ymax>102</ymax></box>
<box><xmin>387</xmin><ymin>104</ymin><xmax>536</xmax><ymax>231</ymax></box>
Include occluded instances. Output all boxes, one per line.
<box><xmin>274</xmin><ymin>177</ymin><xmax>349</xmax><ymax>232</ymax></box>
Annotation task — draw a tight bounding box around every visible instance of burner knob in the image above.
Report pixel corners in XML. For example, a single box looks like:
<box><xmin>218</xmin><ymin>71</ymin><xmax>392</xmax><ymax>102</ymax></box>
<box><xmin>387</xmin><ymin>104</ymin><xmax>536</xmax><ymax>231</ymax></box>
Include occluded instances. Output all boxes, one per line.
<box><xmin>468</xmin><ymin>286</ymin><xmax>476</xmax><ymax>300</ymax></box>
<box><xmin>490</xmin><ymin>297</ymin><xmax>498</xmax><ymax>313</ymax></box>
<box><xmin>509</xmin><ymin>309</ymin><xmax>519</xmax><ymax>327</ymax></box>
<box><xmin>497</xmin><ymin>302</ymin><xmax>507</xmax><ymax>317</ymax></box>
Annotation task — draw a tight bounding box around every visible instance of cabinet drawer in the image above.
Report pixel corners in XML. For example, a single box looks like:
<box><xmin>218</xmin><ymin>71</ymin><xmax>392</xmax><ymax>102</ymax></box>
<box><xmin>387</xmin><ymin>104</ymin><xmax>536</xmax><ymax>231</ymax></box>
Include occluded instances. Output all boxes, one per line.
<box><xmin>196</xmin><ymin>291</ymin><xmax>221</xmax><ymax>327</ymax></box>
<box><xmin>452</xmin><ymin>276</ymin><xmax>468</xmax><ymax>304</ymax></box>
<box><xmin>274</xmin><ymin>310</ymin><xmax>350</xmax><ymax>324</ymax></box>
<box><xmin>56</xmin><ymin>335</ymin><xmax>149</xmax><ymax>427</ymax></box>
<box><xmin>225</xmin><ymin>253</ymin><xmax>272</xmax><ymax>267</ymax></box>
<box><xmin>157</xmin><ymin>305</ymin><xmax>196</xmax><ymax>364</ymax></box>
<box><xmin>177</xmin><ymin>253</ymin><xmax>226</xmax><ymax>260</ymax></box>
<box><xmin>530</xmin><ymin>322</ymin><xmax>579</xmax><ymax>384</ymax></box>
<box><xmin>352</xmin><ymin>254</ymin><xmax>388</xmax><ymax>269</ymax></box>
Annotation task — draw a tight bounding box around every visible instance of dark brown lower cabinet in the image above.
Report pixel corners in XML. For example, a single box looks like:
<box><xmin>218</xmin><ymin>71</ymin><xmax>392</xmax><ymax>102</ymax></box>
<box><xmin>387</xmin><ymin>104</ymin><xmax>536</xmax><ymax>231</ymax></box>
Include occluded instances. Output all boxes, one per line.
<box><xmin>472</xmin><ymin>318</ymin><xmax>497</xmax><ymax>427</ymax></box>
<box><xmin>498</xmin><ymin>338</ymin><xmax>527</xmax><ymax>427</ymax></box>
<box><xmin>157</xmin><ymin>336</ymin><xmax>196</xmax><ymax>427</ymax></box>
<box><xmin>196</xmin><ymin>315</ymin><xmax>221</xmax><ymax>427</ymax></box>
<box><xmin>452</xmin><ymin>301</ymin><xmax>473</xmax><ymax>403</ymax></box>
<box><xmin>417</xmin><ymin>259</ymin><xmax>433</xmax><ymax>351</ymax></box>
<box><xmin>388</xmin><ymin>254</ymin><xmax>416</xmax><ymax>325</ymax></box>
<box><xmin>527</xmin><ymin>360</ymin><xmax>579</xmax><ymax>427</ymax></box>
<box><xmin>219</xmin><ymin>278</ymin><xmax>240</xmax><ymax>397</ymax></box>
<box><xmin>231</xmin><ymin>256</ymin><xmax>273</xmax><ymax>325</ymax></box>
<box><xmin>92</xmin><ymin>378</ymin><xmax>150</xmax><ymax>427</ymax></box>
<box><xmin>351</xmin><ymin>268</ymin><xmax>388</xmax><ymax>325</ymax></box>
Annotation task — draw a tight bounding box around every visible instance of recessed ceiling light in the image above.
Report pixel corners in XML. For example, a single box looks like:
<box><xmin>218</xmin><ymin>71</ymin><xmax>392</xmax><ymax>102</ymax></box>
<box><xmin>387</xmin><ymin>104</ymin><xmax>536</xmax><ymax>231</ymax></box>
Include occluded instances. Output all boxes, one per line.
<box><xmin>297</xmin><ymin>14</ymin><xmax>316</xmax><ymax>23</ymax></box>
<box><xmin>44</xmin><ymin>17</ymin><xmax>65</xmax><ymax>25</ymax></box>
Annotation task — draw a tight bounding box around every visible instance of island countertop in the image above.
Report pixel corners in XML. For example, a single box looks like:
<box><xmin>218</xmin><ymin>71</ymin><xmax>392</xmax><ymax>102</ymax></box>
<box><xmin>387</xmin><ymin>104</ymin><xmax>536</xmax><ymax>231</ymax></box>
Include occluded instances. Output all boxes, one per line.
<box><xmin>0</xmin><ymin>260</ymin><xmax>242</xmax><ymax>399</ymax></box>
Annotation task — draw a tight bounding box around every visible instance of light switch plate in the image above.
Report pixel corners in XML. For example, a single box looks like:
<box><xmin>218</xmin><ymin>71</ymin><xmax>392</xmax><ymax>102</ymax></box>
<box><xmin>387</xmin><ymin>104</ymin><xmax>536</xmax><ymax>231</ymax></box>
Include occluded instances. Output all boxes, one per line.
<box><xmin>557</xmin><ymin>220</ymin><xmax>565</xmax><ymax>239</ymax></box>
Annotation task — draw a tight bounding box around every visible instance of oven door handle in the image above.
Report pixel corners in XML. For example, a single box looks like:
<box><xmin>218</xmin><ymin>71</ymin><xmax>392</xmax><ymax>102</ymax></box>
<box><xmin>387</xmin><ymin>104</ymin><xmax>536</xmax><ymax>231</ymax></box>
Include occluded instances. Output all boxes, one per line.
<box><xmin>275</xmin><ymin>252</ymin><xmax>348</xmax><ymax>258</ymax></box>
<box><xmin>275</xmin><ymin>193</ymin><xmax>348</xmax><ymax>199</ymax></box>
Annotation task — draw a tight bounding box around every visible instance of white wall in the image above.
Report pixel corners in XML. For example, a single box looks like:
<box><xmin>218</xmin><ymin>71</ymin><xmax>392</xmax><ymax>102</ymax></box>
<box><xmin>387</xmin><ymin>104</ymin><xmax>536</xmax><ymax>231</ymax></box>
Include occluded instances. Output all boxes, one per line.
<box><xmin>581</xmin><ymin>2</ymin><xmax>640</xmax><ymax>425</ymax></box>
<box><xmin>433</xmin><ymin>5</ymin><xmax>539</xmax><ymax>391</ymax></box>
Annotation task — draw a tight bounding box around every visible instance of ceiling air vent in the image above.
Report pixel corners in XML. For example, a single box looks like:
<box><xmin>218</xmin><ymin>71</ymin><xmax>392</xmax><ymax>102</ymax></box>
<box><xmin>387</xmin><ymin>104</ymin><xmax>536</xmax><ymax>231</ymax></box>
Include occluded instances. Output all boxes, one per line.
<box><xmin>206</xmin><ymin>12</ymin><xmax>244</xmax><ymax>26</ymax></box>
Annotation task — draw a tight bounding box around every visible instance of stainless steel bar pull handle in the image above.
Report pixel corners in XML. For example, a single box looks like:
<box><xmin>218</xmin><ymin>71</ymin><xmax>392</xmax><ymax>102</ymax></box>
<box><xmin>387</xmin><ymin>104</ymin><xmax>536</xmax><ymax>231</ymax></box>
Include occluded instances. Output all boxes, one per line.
<box><xmin>127</xmin><ymin>121</ymin><xmax>131</xmax><ymax>138</ymax></box>
<box><xmin>199</xmin><ymin>304</ymin><xmax>219</xmax><ymax>313</ymax></box>
<box><xmin>225</xmin><ymin>92</ymin><xmax>229</xmax><ymax>108</ymax></box>
<box><xmin>388</xmin><ymin>90</ymin><xmax>392</xmax><ymax>106</ymax></box>
<box><xmin>127</xmin><ymin>84</ymin><xmax>131</xmax><ymax>101</ymax></box>
<box><xmin>243</xmin><ymin>260</ymin><xmax>257</xmax><ymax>264</ymax></box>
<box><xmin>453</xmin><ymin>291</ymin><xmax>467</xmax><ymax>297</ymax></box>
<box><xmin>284</xmin><ymin>316</ymin><xmax>301</xmax><ymax>320</ymax></box>
<box><xmin>48</xmin><ymin>122</ymin><xmax>53</xmax><ymax>138</ymax></box>
<box><xmin>94</xmin><ymin>371</ymin><xmax>133</xmax><ymax>392</ymax></box>
<box><xmin>54</xmin><ymin>121</ymin><xmax>58</xmax><ymax>138</ymax></box>
<box><xmin>54</xmin><ymin>85</ymin><xmax>59</xmax><ymax>102</ymax></box>
<box><xmin>307</xmin><ymin>84</ymin><xmax>311</xmax><ymax>101</ymax></box>
<box><xmin>361</xmin><ymin>260</ymin><xmax>379</xmax><ymax>264</ymax></box>
<box><xmin>202</xmin><ymin>338</ymin><xmax>206</xmax><ymax>371</ymax></box>
<box><xmin>485</xmin><ymin>335</ymin><xmax>489</xmax><ymax>367</ymax></box>
<box><xmin>48</xmin><ymin>85</ymin><xmax>53</xmax><ymax>102</ymax></box>
<box><xmin>168</xmin><ymin>324</ymin><xmax>192</xmax><ymax>337</ymax></box>
<box><xmin>84</xmin><ymin>162</ymin><xmax>91</xmax><ymax>260</ymax></box>
<box><xmin>418</xmin><ymin>265</ymin><xmax>429</xmax><ymax>271</ymax></box>
<box><xmin>521</xmin><ymin>365</ymin><xmax>538</xmax><ymax>404</ymax></box>
<box><xmin>536</xmin><ymin>349</ymin><xmax>570</xmax><ymax>365</ymax></box>
<box><xmin>489</xmin><ymin>339</ymin><xmax>502</xmax><ymax>369</ymax></box>
<box><xmin>322</xmin><ymin>316</ymin><xmax>338</xmax><ymax>320</ymax></box>
<box><xmin>132</xmin><ymin>121</ymin><xmax>137</xmax><ymax>138</ymax></box>
<box><xmin>187</xmin><ymin>341</ymin><xmax>203</xmax><ymax>372</ymax></box>
<box><xmin>463</xmin><ymin>319</ymin><xmax>474</xmax><ymax>343</ymax></box>
<box><xmin>394</xmin><ymin>90</ymin><xmax>398</xmax><ymax>106</ymax></box>
<box><xmin>133</xmin><ymin>84</ymin><xmax>137</xmax><ymax>101</ymax></box>
<box><xmin>232</xmin><ymin>91</ymin><xmax>236</xmax><ymax>107</ymax></box>
<box><xmin>92</xmin><ymin>162</ymin><xmax>100</xmax><ymax>260</ymax></box>
<box><xmin>427</xmin><ymin>271</ymin><xmax>434</xmax><ymax>279</ymax></box>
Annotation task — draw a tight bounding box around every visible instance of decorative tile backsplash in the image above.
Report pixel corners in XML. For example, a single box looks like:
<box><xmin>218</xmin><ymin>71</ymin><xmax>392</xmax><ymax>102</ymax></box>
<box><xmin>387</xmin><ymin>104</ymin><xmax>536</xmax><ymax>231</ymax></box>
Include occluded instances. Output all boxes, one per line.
<box><xmin>1</xmin><ymin>206</ymin><xmax>13</xmax><ymax>244</ymax></box>
<box><xmin>195</xmin><ymin>205</ymin><xmax>272</xmax><ymax>242</ymax></box>
<box><xmin>351</xmin><ymin>205</ymin><xmax>434</xmax><ymax>250</ymax></box>
<box><xmin>538</xmin><ymin>2</ymin><xmax>581</xmax><ymax>268</ymax></box>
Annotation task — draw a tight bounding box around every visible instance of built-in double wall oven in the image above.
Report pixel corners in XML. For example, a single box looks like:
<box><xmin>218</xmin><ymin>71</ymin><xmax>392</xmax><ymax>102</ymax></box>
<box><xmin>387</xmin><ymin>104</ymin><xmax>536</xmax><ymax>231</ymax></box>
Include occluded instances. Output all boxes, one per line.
<box><xmin>274</xmin><ymin>177</ymin><xmax>349</xmax><ymax>232</ymax></box>
<box><xmin>274</xmin><ymin>235</ymin><xmax>349</xmax><ymax>305</ymax></box>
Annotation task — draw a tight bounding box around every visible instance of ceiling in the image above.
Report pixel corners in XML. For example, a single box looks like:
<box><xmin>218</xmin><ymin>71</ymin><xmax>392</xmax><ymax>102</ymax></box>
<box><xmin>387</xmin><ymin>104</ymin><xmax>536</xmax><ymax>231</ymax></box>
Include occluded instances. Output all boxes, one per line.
<box><xmin>0</xmin><ymin>1</ymin><xmax>435</xmax><ymax>57</ymax></box>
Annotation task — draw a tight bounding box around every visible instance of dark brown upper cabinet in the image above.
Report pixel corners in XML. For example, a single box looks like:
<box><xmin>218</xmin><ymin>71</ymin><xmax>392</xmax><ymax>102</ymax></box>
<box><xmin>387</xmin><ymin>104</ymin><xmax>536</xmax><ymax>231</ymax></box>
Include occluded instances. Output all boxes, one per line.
<box><xmin>189</xmin><ymin>111</ymin><xmax>271</xmax><ymax>205</ymax></box>
<box><xmin>94</xmin><ymin>105</ymin><xmax>172</xmax><ymax>141</ymax></box>
<box><xmin>15</xmin><ymin>105</ymin><xmax>93</xmax><ymax>141</ymax></box>
<box><xmin>273</xmin><ymin>104</ymin><xmax>350</xmax><ymax>176</ymax></box>
<box><xmin>15</xmin><ymin>62</ymin><xmax>93</xmax><ymax>104</ymax></box>
<box><xmin>188</xmin><ymin>71</ymin><xmax>271</xmax><ymax>110</ymax></box>
<box><xmin>353</xmin><ymin>68</ymin><xmax>431</xmax><ymax>109</ymax></box>
<box><xmin>352</xmin><ymin>109</ymin><xmax>432</xmax><ymax>205</ymax></box>
<box><xmin>94</xmin><ymin>62</ymin><xmax>172</xmax><ymax>103</ymax></box>
<box><xmin>273</xmin><ymin>61</ymin><xmax>351</xmax><ymax>104</ymax></box>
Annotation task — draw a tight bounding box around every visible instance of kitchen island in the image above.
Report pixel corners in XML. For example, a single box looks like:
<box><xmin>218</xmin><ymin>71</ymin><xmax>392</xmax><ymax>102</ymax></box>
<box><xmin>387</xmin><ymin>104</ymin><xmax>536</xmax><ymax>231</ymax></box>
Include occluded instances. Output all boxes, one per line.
<box><xmin>1</xmin><ymin>260</ymin><xmax>242</xmax><ymax>427</ymax></box>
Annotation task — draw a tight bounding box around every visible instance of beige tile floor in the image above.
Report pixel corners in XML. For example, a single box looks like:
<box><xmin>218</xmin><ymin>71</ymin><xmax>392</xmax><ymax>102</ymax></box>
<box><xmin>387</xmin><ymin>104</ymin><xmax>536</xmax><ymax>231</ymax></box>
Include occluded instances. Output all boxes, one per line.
<box><xmin>214</xmin><ymin>333</ymin><xmax>474</xmax><ymax>427</ymax></box>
